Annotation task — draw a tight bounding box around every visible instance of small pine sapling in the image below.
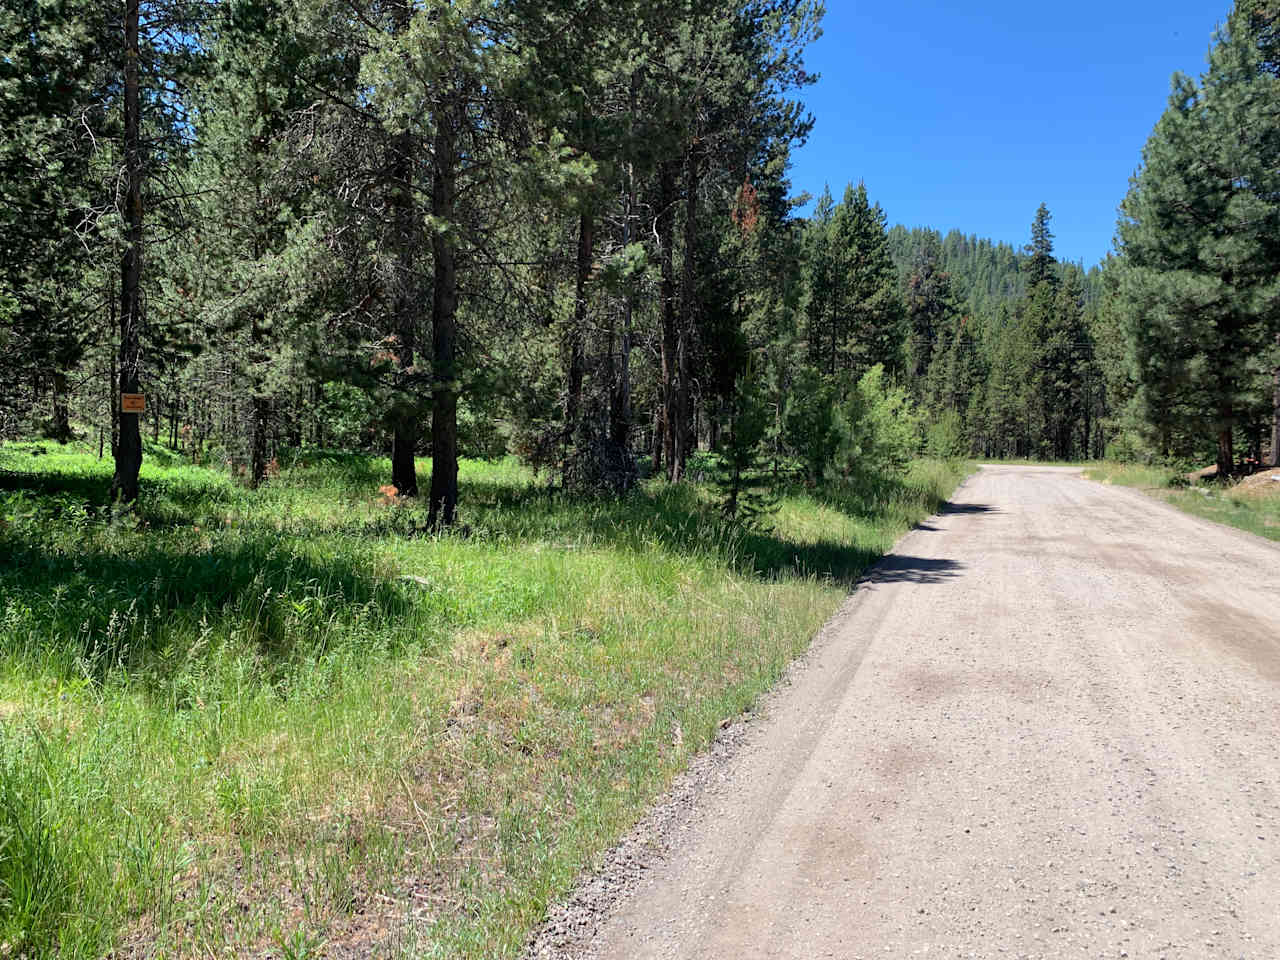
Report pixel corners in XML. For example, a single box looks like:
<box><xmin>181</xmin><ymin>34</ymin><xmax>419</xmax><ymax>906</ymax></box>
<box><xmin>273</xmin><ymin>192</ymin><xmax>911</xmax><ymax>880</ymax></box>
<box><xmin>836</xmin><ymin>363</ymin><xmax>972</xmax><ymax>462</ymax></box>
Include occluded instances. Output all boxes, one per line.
<box><xmin>718</xmin><ymin>357</ymin><xmax>778</xmax><ymax>527</ymax></box>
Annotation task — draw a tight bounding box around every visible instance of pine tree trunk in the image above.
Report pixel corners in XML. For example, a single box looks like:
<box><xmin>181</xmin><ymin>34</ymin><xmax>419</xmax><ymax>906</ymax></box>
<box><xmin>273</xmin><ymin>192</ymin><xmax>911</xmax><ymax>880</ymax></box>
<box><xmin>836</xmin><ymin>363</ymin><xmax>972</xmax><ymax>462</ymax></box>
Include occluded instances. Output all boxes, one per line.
<box><xmin>111</xmin><ymin>0</ymin><xmax>143</xmax><ymax>507</ymax></box>
<box><xmin>288</xmin><ymin>389</ymin><xmax>302</xmax><ymax>447</ymax></box>
<box><xmin>389</xmin><ymin>211</ymin><xmax>418</xmax><ymax>498</ymax></box>
<box><xmin>676</xmin><ymin>144</ymin><xmax>700</xmax><ymax>478</ymax></box>
<box><xmin>610</xmin><ymin>92</ymin><xmax>637</xmax><ymax>459</ymax></box>
<box><xmin>388</xmin><ymin>2</ymin><xmax>419</xmax><ymax>499</ymax></box>
<box><xmin>1216</xmin><ymin>421</ymin><xmax>1234</xmax><ymax>479</ymax></box>
<box><xmin>51</xmin><ymin>372</ymin><xmax>70</xmax><ymax>443</ymax></box>
<box><xmin>250</xmin><ymin>397</ymin><xmax>270</xmax><ymax>489</ymax></box>
<box><xmin>390</xmin><ymin>418</ymin><xmax>416</xmax><ymax>496</ymax></box>
<box><xmin>428</xmin><ymin>106</ymin><xmax>459</xmax><ymax>527</ymax></box>
<box><xmin>657</xmin><ymin>160</ymin><xmax>679</xmax><ymax>481</ymax></box>
<box><xmin>564</xmin><ymin>211</ymin><xmax>593</xmax><ymax>483</ymax></box>
<box><xmin>249</xmin><ymin>305</ymin><xmax>270</xmax><ymax>488</ymax></box>
<box><xmin>1272</xmin><ymin>336</ymin><xmax>1280</xmax><ymax>468</ymax></box>
<box><xmin>651</xmin><ymin>407</ymin><xmax>664</xmax><ymax>477</ymax></box>
<box><xmin>610</xmin><ymin>239</ymin><xmax>633</xmax><ymax>454</ymax></box>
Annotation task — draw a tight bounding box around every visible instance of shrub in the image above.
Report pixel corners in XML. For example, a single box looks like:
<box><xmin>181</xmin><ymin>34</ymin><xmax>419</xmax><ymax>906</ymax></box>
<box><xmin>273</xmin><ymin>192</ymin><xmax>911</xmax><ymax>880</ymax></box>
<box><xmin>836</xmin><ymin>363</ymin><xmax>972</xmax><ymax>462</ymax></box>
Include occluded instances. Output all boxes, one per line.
<box><xmin>925</xmin><ymin>408</ymin><xmax>968</xmax><ymax>459</ymax></box>
<box><xmin>836</xmin><ymin>365</ymin><xmax>923</xmax><ymax>478</ymax></box>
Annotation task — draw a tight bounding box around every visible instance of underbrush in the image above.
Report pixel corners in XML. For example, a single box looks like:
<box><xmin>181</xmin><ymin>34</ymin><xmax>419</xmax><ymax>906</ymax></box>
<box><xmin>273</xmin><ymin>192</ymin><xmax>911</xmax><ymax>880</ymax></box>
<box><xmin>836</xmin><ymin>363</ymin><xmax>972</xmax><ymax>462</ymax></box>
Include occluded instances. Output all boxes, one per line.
<box><xmin>1084</xmin><ymin>462</ymin><xmax>1280</xmax><ymax>542</ymax></box>
<box><xmin>0</xmin><ymin>441</ymin><xmax>970</xmax><ymax>958</ymax></box>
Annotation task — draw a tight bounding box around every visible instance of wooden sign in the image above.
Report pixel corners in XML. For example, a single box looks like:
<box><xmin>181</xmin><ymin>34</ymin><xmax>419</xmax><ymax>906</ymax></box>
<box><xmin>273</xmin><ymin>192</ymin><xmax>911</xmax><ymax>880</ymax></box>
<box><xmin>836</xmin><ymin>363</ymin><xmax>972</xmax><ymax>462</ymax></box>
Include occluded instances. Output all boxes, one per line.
<box><xmin>121</xmin><ymin>393</ymin><xmax>146</xmax><ymax>413</ymax></box>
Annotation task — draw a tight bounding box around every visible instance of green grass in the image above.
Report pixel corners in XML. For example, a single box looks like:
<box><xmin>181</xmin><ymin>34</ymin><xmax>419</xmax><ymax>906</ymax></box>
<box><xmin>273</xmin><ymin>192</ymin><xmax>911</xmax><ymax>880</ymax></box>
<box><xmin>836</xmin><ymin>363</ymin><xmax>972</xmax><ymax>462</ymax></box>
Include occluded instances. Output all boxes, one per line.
<box><xmin>0</xmin><ymin>440</ymin><xmax>971</xmax><ymax>958</ymax></box>
<box><xmin>1084</xmin><ymin>461</ymin><xmax>1280</xmax><ymax>542</ymax></box>
<box><xmin>977</xmin><ymin>458</ymin><xmax>1098</xmax><ymax>468</ymax></box>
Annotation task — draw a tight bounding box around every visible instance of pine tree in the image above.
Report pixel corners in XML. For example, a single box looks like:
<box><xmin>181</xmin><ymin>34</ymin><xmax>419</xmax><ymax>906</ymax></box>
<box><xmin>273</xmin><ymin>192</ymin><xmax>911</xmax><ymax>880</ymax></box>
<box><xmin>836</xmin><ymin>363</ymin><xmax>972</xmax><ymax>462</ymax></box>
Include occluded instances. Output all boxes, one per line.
<box><xmin>1025</xmin><ymin>203</ymin><xmax>1056</xmax><ymax>289</ymax></box>
<box><xmin>187</xmin><ymin>0</ymin><xmax>315</xmax><ymax>488</ymax></box>
<box><xmin>834</xmin><ymin>182</ymin><xmax>903</xmax><ymax>377</ymax></box>
<box><xmin>1</xmin><ymin>2</ymin><xmax>100</xmax><ymax>438</ymax></box>
<box><xmin>1114</xmin><ymin>2</ymin><xmax>1280</xmax><ymax>474</ymax></box>
<box><xmin>902</xmin><ymin>230</ymin><xmax>959</xmax><ymax>388</ymax></box>
<box><xmin>803</xmin><ymin>185</ymin><xmax>838</xmax><ymax>374</ymax></box>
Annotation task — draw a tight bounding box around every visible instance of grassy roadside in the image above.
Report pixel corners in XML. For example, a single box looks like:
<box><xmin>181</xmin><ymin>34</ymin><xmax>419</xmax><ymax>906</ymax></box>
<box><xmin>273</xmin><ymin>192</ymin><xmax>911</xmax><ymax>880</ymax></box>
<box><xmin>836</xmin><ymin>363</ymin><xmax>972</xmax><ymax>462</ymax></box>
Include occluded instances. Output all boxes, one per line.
<box><xmin>0</xmin><ymin>442</ymin><xmax>970</xmax><ymax>958</ymax></box>
<box><xmin>977</xmin><ymin>458</ymin><xmax>1098</xmax><ymax>468</ymax></box>
<box><xmin>1084</xmin><ymin>462</ymin><xmax>1280</xmax><ymax>543</ymax></box>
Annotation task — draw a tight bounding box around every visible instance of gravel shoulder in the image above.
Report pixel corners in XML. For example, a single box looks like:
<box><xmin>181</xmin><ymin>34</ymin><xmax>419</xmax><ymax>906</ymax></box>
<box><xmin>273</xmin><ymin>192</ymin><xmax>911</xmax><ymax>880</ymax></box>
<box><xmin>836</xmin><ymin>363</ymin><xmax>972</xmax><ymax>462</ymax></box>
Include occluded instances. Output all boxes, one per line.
<box><xmin>528</xmin><ymin>465</ymin><xmax>1280</xmax><ymax>960</ymax></box>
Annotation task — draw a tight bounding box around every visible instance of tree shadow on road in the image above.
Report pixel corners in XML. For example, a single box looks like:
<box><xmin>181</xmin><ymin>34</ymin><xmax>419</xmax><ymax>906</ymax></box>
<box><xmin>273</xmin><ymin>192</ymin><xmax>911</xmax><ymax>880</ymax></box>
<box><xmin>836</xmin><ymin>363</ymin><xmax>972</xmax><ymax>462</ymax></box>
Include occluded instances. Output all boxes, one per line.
<box><xmin>861</xmin><ymin>555</ymin><xmax>965</xmax><ymax>585</ymax></box>
<box><xmin>939</xmin><ymin>502</ymin><xmax>998</xmax><ymax>516</ymax></box>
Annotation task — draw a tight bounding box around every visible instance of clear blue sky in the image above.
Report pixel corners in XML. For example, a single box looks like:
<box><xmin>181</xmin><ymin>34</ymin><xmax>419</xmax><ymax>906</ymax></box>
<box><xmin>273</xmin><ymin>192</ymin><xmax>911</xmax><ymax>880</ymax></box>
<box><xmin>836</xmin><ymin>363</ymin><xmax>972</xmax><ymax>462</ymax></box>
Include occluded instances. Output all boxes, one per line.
<box><xmin>788</xmin><ymin>1</ymin><xmax>1231</xmax><ymax>266</ymax></box>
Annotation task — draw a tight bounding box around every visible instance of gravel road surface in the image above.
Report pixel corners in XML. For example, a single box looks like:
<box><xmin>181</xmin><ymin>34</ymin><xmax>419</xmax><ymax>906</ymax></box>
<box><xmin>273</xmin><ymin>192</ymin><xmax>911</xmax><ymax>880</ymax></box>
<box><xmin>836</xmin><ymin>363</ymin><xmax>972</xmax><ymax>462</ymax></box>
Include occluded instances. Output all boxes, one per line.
<box><xmin>531</xmin><ymin>465</ymin><xmax>1280</xmax><ymax>960</ymax></box>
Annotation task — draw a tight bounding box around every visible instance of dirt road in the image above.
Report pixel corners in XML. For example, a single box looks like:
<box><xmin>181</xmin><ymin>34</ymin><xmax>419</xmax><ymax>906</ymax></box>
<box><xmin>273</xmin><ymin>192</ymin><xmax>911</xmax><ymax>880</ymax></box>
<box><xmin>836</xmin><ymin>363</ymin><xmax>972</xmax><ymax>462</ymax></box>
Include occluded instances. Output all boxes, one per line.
<box><xmin>538</xmin><ymin>466</ymin><xmax>1280</xmax><ymax>960</ymax></box>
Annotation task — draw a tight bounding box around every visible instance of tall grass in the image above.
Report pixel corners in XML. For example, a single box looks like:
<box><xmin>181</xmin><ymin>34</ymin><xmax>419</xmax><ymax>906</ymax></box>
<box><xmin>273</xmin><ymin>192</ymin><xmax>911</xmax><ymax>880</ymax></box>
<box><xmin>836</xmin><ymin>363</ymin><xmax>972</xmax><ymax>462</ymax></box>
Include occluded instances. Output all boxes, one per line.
<box><xmin>0</xmin><ymin>441</ymin><xmax>969</xmax><ymax>957</ymax></box>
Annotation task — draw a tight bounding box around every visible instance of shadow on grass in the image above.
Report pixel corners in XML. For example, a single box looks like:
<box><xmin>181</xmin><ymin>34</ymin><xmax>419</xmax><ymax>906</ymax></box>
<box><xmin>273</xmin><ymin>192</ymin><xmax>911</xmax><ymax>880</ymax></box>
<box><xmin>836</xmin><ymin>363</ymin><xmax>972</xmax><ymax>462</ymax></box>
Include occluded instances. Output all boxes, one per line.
<box><xmin>0</xmin><ymin>456</ymin><xmax>987</xmax><ymax>680</ymax></box>
<box><xmin>0</xmin><ymin>534</ymin><xmax>435</xmax><ymax>683</ymax></box>
<box><xmin>0</xmin><ymin>468</ymin><xmax>116</xmax><ymax>505</ymax></box>
<box><xmin>458</xmin><ymin>477</ymin><xmax>985</xmax><ymax>589</ymax></box>
<box><xmin>0</xmin><ymin>468</ymin><xmax>237</xmax><ymax>520</ymax></box>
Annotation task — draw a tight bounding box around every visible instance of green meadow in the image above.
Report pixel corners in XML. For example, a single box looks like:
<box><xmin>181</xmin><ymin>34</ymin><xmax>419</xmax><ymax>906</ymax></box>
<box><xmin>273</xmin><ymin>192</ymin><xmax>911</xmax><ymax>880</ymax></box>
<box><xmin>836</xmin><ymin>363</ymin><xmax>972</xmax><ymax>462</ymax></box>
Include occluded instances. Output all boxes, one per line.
<box><xmin>0</xmin><ymin>443</ymin><xmax>968</xmax><ymax>958</ymax></box>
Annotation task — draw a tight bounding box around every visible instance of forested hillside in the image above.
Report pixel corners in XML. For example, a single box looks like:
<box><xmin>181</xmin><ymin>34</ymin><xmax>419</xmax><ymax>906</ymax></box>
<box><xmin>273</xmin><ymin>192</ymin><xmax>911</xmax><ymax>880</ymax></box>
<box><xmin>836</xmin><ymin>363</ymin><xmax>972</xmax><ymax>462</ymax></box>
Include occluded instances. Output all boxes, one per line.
<box><xmin>886</xmin><ymin>217</ymin><xmax>1109</xmax><ymax>461</ymax></box>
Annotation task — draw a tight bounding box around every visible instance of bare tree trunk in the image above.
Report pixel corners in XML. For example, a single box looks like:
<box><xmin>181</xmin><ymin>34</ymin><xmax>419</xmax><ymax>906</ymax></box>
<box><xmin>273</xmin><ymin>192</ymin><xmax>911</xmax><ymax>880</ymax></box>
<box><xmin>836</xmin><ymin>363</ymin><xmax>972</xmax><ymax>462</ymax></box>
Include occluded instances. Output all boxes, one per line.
<box><xmin>111</xmin><ymin>0</ymin><xmax>143</xmax><ymax>507</ymax></box>
<box><xmin>248</xmin><ymin>159</ymin><xmax>271</xmax><ymax>490</ymax></box>
<box><xmin>428</xmin><ymin>103</ymin><xmax>459</xmax><ymax>527</ymax></box>
<box><xmin>657</xmin><ymin>159</ymin><xmax>679</xmax><ymax>481</ymax></box>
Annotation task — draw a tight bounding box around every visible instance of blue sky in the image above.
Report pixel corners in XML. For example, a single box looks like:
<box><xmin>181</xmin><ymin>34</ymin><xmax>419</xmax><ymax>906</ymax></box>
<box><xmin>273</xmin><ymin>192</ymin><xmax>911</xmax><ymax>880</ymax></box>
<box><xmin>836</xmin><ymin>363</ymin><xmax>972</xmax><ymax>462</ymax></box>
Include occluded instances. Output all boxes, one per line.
<box><xmin>788</xmin><ymin>1</ymin><xmax>1231</xmax><ymax>266</ymax></box>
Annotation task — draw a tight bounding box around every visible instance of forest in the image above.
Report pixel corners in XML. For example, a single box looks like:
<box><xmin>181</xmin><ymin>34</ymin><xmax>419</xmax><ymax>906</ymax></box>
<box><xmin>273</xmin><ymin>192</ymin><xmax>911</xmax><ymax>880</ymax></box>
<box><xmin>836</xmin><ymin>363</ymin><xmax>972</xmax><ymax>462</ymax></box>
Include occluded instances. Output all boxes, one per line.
<box><xmin>0</xmin><ymin>0</ymin><xmax>1278</xmax><ymax>956</ymax></box>
<box><xmin>3</xmin><ymin>1</ymin><xmax>1278</xmax><ymax>516</ymax></box>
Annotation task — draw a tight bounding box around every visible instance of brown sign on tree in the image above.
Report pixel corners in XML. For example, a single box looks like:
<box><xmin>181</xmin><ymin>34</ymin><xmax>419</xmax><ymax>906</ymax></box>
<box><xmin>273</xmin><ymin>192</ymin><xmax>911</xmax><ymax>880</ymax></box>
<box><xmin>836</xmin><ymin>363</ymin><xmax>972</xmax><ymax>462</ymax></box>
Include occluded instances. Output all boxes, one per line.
<box><xmin>121</xmin><ymin>393</ymin><xmax>145</xmax><ymax>413</ymax></box>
